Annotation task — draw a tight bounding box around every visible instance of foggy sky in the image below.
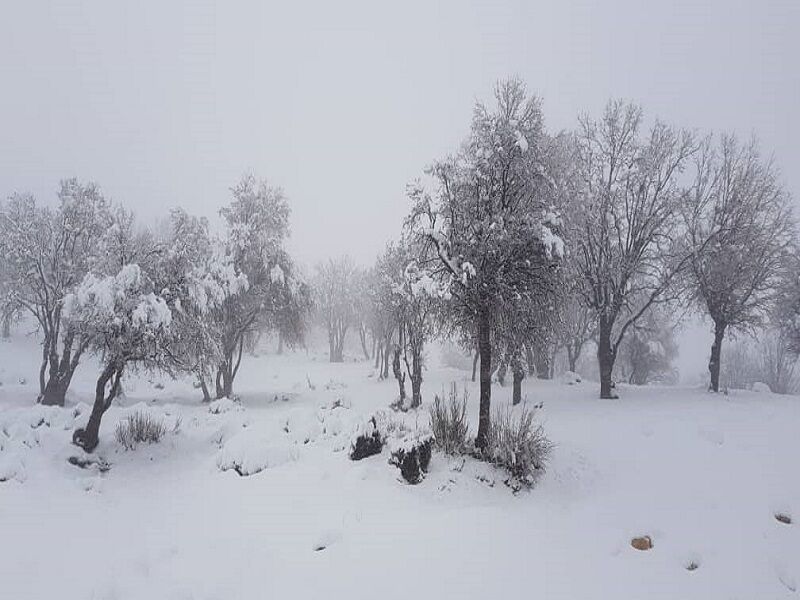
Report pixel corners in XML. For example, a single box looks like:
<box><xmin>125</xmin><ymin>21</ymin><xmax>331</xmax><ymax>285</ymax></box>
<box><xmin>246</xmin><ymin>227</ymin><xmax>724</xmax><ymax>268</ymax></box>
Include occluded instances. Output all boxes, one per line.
<box><xmin>2</xmin><ymin>0</ymin><xmax>798</xmax><ymax>379</ymax></box>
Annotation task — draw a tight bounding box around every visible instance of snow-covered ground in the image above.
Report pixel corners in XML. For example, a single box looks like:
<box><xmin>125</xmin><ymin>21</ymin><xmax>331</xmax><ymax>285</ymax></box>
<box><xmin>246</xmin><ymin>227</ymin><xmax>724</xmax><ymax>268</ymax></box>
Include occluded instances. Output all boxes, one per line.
<box><xmin>1</xmin><ymin>329</ymin><xmax>799</xmax><ymax>600</ymax></box>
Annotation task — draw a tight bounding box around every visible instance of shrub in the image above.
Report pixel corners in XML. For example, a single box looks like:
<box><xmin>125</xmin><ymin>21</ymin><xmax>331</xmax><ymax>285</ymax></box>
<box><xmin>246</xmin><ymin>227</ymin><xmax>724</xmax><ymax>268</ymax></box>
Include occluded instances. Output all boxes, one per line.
<box><xmin>348</xmin><ymin>416</ymin><xmax>385</xmax><ymax>460</ymax></box>
<box><xmin>115</xmin><ymin>411</ymin><xmax>166</xmax><ymax>450</ymax></box>
<box><xmin>429</xmin><ymin>383</ymin><xmax>469</xmax><ymax>455</ymax></box>
<box><xmin>484</xmin><ymin>405</ymin><xmax>552</xmax><ymax>489</ymax></box>
<box><xmin>389</xmin><ymin>429</ymin><xmax>434</xmax><ymax>484</ymax></box>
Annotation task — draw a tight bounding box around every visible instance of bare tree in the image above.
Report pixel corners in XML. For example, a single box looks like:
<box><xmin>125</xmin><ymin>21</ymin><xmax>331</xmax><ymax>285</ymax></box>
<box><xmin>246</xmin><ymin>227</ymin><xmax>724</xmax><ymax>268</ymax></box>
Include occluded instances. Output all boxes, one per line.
<box><xmin>575</xmin><ymin>101</ymin><xmax>696</xmax><ymax>398</ymax></box>
<box><xmin>685</xmin><ymin>135</ymin><xmax>793</xmax><ymax>392</ymax></box>
<box><xmin>314</xmin><ymin>256</ymin><xmax>360</xmax><ymax>363</ymax></box>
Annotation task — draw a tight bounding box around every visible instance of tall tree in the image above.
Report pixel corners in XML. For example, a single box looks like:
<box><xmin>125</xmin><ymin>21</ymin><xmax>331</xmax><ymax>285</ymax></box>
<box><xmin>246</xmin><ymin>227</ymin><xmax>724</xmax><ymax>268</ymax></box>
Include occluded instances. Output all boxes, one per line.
<box><xmin>214</xmin><ymin>175</ymin><xmax>308</xmax><ymax>397</ymax></box>
<box><xmin>407</xmin><ymin>79</ymin><xmax>563</xmax><ymax>448</ymax></box>
<box><xmin>575</xmin><ymin>101</ymin><xmax>695</xmax><ymax>398</ymax></box>
<box><xmin>685</xmin><ymin>135</ymin><xmax>793</xmax><ymax>391</ymax></box>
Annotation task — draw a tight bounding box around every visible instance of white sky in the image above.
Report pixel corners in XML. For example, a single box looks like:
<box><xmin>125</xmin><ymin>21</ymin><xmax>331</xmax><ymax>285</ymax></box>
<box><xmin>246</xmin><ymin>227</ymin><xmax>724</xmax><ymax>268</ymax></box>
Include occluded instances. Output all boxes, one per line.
<box><xmin>2</xmin><ymin>0</ymin><xmax>798</xmax><ymax>378</ymax></box>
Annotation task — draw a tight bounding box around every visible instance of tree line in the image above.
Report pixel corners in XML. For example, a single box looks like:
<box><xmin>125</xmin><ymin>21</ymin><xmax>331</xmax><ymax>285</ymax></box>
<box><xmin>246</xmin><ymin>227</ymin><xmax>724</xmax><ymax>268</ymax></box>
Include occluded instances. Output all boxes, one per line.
<box><xmin>1</xmin><ymin>78</ymin><xmax>798</xmax><ymax>452</ymax></box>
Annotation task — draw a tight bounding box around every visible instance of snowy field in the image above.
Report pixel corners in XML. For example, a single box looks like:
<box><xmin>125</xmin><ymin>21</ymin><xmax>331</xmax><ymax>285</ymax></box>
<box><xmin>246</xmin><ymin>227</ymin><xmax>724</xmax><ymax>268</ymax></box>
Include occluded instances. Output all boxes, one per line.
<box><xmin>1</xmin><ymin>329</ymin><xmax>799</xmax><ymax>600</ymax></box>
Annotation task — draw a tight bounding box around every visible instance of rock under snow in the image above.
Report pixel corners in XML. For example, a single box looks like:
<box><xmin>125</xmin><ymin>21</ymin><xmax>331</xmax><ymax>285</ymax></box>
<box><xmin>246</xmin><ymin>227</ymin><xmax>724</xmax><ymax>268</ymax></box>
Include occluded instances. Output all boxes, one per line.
<box><xmin>217</xmin><ymin>429</ymin><xmax>298</xmax><ymax>476</ymax></box>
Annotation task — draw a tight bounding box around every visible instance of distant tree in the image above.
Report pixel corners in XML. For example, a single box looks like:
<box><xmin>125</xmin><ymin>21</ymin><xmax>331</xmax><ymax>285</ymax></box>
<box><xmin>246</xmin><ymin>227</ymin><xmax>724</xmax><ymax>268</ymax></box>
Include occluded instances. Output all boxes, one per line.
<box><xmin>615</xmin><ymin>306</ymin><xmax>679</xmax><ymax>385</ymax></box>
<box><xmin>0</xmin><ymin>180</ymin><xmax>113</xmax><ymax>405</ymax></box>
<box><xmin>407</xmin><ymin>80</ymin><xmax>564</xmax><ymax>448</ymax></box>
<box><xmin>314</xmin><ymin>256</ymin><xmax>360</xmax><ymax>363</ymax></box>
<box><xmin>575</xmin><ymin>101</ymin><xmax>695</xmax><ymax>398</ymax></box>
<box><xmin>685</xmin><ymin>135</ymin><xmax>793</xmax><ymax>392</ymax></box>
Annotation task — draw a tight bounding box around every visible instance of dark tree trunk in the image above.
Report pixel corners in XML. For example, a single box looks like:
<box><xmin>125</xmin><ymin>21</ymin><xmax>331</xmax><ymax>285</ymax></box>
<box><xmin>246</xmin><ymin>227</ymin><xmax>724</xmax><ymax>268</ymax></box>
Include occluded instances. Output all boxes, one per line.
<box><xmin>471</xmin><ymin>351</ymin><xmax>479</xmax><ymax>382</ymax></box>
<box><xmin>39</xmin><ymin>332</ymin><xmax>83</xmax><ymax>406</ymax></box>
<box><xmin>381</xmin><ymin>336</ymin><xmax>391</xmax><ymax>379</ymax></box>
<box><xmin>1</xmin><ymin>313</ymin><xmax>10</xmax><ymax>338</ymax></box>
<box><xmin>475</xmin><ymin>309</ymin><xmax>492</xmax><ymax>450</ymax></box>
<box><xmin>73</xmin><ymin>363</ymin><xmax>123</xmax><ymax>453</ymax></box>
<box><xmin>597</xmin><ymin>317</ymin><xmax>617</xmax><ymax>399</ymax></box>
<box><xmin>512</xmin><ymin>365</ymin><xmax>524</xmax><ymax>405</ymax></box>
<box><xmin>409</xmin><ymin>352</ymin><xmax>423</xmax><ymax>409</ymax></box>
<box><xmin>199</xmin><ymin>377</ymin><xmax>212</xmax><ymax>402</ymax></box>
<box><xmin>708</xmin><ymin>320</ymin><xmax>727</xmax><ymax>393</ymax></box>
<box><xmin>392</xmin><ymin>345</ymin><xmax>406</xmax><ymax>403</ymax></box>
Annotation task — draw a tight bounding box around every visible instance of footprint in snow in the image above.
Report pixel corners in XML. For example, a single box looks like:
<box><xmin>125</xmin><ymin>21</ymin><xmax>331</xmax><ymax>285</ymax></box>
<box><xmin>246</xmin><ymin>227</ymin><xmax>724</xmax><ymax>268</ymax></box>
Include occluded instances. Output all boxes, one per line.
<box><xmin>312</xmin><ymin>529</ymin><xmax>342</xmax><ymax>552</ymax></box>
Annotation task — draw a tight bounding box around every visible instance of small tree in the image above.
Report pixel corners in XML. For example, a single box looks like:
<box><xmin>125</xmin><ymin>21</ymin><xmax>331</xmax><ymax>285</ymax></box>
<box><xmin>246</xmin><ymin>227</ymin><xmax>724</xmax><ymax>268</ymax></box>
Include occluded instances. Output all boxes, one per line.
<box><xmin>575</xmin><ymin>101</ymin><xmax>695</xmax><ymax>398</ymax></box>
<box><xmin>68</xmin><ymin>264</ymin><xmax>173</xmax><ymax>452</ymax></box>
<box><xmin>686</xmin><ymin>135</ymin><xmax>793</xmax><ymax>392</ymax></box>
<box><xmin>387</xmin><ymin>251</ymin><xmax>443</xmax><ymax>409</ymax></box>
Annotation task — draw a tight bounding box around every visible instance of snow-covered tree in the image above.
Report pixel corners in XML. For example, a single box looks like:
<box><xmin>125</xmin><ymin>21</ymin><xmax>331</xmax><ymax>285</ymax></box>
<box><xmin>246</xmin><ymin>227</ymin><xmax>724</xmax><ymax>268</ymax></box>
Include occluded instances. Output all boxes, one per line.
<box><xmin>575</xmin><ymin>101</ymin><xmax>695</xmax><ymax>398</ymax></box>
<box><xmin>406</xmin><ymin>79</ymin><xmax>564</xmax><ymax>448</ymax></box>
<box><xmin>386</xmin><ymin>244</ymin><xmax>444</xmax><ymax>409</ymax></box>
<box><xmin>156</xmin><ymin>208</ymin><xmax>247</xmax><ymax>401</ymax></box>
<box><xmin>67</xmin><ymin>264</ymin><xmax>173</xmax><ymax>451</ymax></box>
<box><xmin>685</xmin><ymin>135</ymin><xmax>794</xmax><ymax>392</ymax></box>
<box><xmin>314</xmin><ymin>256</ymin><xmax>360</xmax><ymax>363</ymax></box>
<box><xmin>214</xmin><ymin>175</ymin><xmax>309</xmax><ymax>397</ymax></box>
<box><xmin>0</xmin><ymin>179</ymin><xmax>113</xmax><ymax>405</ymax></box>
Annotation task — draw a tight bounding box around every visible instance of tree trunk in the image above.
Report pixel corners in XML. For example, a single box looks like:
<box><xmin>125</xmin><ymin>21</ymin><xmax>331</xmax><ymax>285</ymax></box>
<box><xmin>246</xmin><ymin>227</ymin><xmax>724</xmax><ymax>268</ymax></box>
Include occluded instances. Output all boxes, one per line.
<box><xmin>73</xmin><ymin>363</ymin><xmax>122</xmax><ymax>452</ymax></box>
<box><xmin>525</xmin><ymin>345</ymin><xmax>535</xmax><ymax>376</ymax></box>
<box><xmin>567</xmin><ymin>344</ymin><xmax>578</xmax><ymax>373</ymax></box>
<box><xmin>512</xmin><ymin>365</ymin><xmax>524</xmax><ymax>405</ymax></box>
<box><xmin>708</xmin><ymin>320</ymin><xmax>727</xmax><ymax>393</ymax></box>
<box><xmin>410</xmin><ymin>353</ymin><xmax>423</xmax><ymax>409</ymax></box>
<box><xmin>199</xmin><ymin>377</ymin><xmax>212</xmax><ymax>402</ymax></box>
<box><xmin>475</xmin><ymin>309</ymin><xmax>492</xmax><ymax>450</ymax></box>
<box><xmin>359</xmin><ymin>325</ymin><xmax>370</xmax><ymax>360</ymax></box>
<box><xmin>471</xmin><ymin>351</ymin><xmax>479</xmax><ymax>382</ymax></box>
<box><xmin>277</xmin><ymin>332</ymin><xmax>283</xmax><ymax>355</ymax></box>
<box><xmin>534</xmin><ymin>347</ymin><xmax>551</xmax><ymax>380</ymax></box>
<box><xmin>1</xmin><ymin>313</ymin><xmax>10</xmax><ymax>338</ymax></box>
<box><xmin>392</xmin><ymin>345</ymin><xmax>406</xmax><ymax>403</ymax></box>
<box><xmin>597</xmin><ymin>318</ymin><xmax>617</xmax><ymax>399</ymax></box>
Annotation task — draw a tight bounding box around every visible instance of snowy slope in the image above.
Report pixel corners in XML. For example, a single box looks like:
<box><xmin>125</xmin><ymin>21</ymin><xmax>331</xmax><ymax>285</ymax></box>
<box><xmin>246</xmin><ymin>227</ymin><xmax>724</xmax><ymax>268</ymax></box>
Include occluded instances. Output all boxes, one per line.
<box><xmin>1</xmin><ymin>332</ymin><xmax>799</xmax><ymax>599</ymax></box>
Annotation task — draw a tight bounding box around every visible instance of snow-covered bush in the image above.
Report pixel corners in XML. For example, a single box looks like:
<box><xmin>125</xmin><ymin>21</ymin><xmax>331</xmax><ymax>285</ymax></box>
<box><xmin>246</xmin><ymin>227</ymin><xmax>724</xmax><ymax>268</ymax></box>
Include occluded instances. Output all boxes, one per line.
<box><xmin>389</xmin><ymin>429</ymin><xmax>433</xmax><ymax>484</ymax></box>
<box><xmin>115</xmin><ymin>411</ymin><xmax>167</xmax><ymax>450</ymax></box>
<box><xmin>429</xmin><ymin>384</ymin><xmax>469</xmax><ymax>455</ymax></box>
<box><xmin>484</xmin><ymin>405</ymin><xmax>552</xmax><ymax>489</ymax></box>
<box><xmin>217</xmin><ymin>429</ymin><xmax>298</xmax><ymax>476</ymax></box>
<box><xmin>348</xmin><ymin>415</ymin><xmax>385</xmax><ymax>460</ymax></box>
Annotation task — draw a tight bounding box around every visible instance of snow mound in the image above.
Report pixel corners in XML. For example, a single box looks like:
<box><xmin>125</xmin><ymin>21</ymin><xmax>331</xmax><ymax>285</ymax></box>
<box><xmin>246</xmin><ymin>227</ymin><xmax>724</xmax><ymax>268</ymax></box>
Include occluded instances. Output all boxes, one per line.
<box><xmin>0</xmin><ymin>451</ymin><xmax>26</xmax><ymax>483</ymax></box>
<box><xmin>559</xmin><ymin>371</ymin><xmax>582</xmax><ymax>385</ymax></box>
<box><xmin>751</xmin><ymin>382</ymin><xmax>771</xmax><ymax>393</ymax></box>
<box><xmin>217</xmin><ymin>430</ymin><xmax>299</xmax><ymax>476</ymax></box>
<box><xmin>208</xmin><ymin>397</ymin><xmax>243</xmax><ymax>414</ymax></box>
